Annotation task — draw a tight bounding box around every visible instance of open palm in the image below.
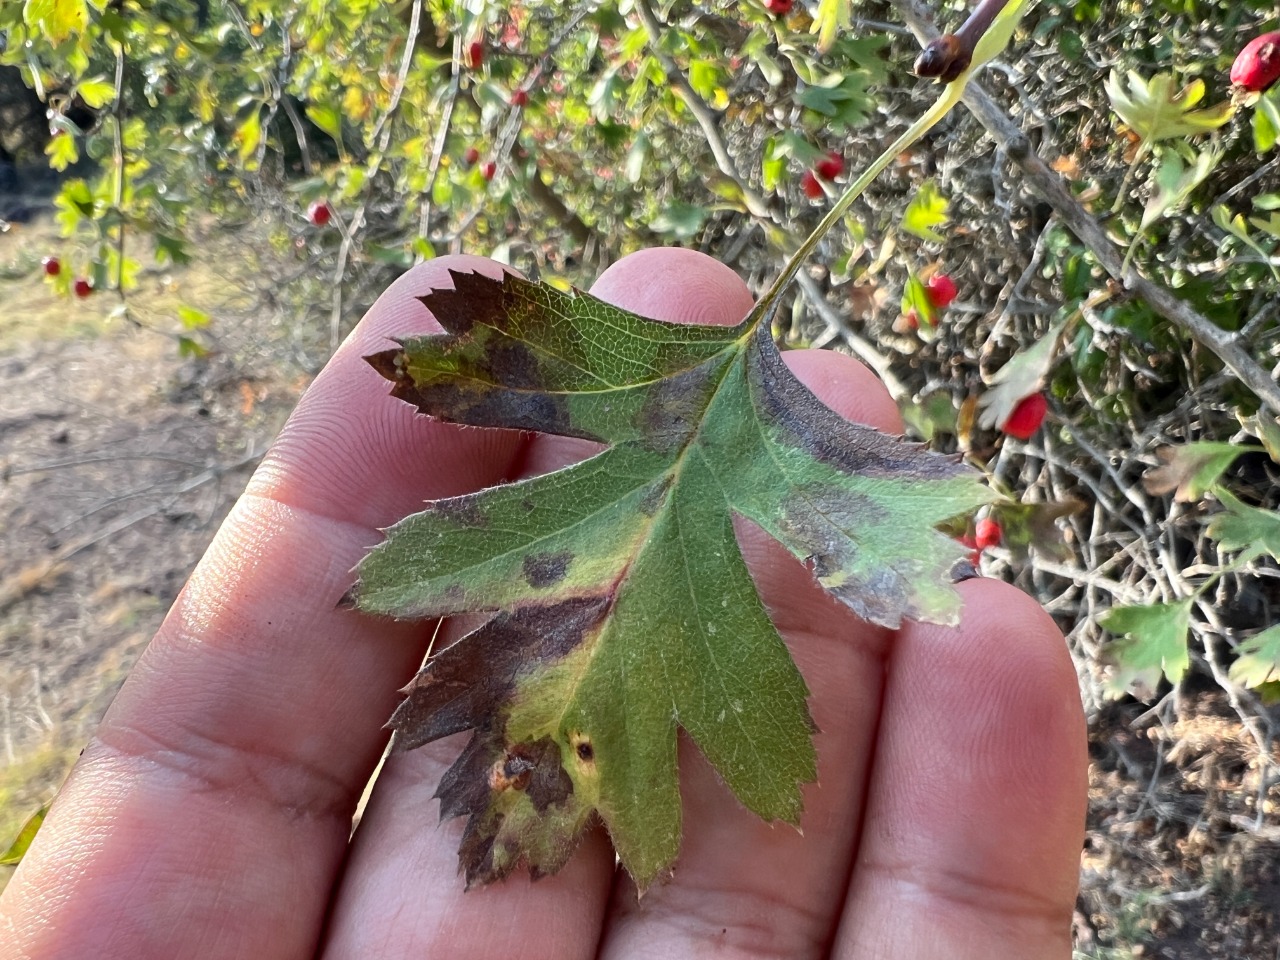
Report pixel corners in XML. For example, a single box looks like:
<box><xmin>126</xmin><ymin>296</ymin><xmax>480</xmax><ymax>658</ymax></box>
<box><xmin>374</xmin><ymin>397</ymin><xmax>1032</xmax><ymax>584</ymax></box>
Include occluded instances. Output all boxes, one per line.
<box><xmin>0</xmin><ymin>248</ymin><xmax>1085</xmax><ymax>960</ymax></box>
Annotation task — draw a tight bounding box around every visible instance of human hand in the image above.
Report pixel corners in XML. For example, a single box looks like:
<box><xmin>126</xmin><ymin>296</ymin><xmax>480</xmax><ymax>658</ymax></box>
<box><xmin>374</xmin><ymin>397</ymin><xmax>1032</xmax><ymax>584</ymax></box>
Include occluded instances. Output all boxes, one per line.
<box><xmin>0</xmin><ymin>248</ymin><xmax>1086</xmax><ymax>959</ymax></box>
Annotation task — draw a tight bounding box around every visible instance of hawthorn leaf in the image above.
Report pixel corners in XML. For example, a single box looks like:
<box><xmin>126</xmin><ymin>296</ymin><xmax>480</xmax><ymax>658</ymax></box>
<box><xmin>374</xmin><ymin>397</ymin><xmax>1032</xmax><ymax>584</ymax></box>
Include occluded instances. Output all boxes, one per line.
<box><xmin>976</xmin><ymin>319</ymin><xmax>1066</xmax><ymax>431</ymax></box>
<box><xmin>351</xmin><ymin>282</ymin><xmax>987</xmax><ymax>882</ymax></box>
<box><xmin>901</xmin><ymin>180</ymin><xmax>950</xmax><ymax>243</ymax></box>
<box><xmin>352</xmin><ymin>271</ymin><xmax>988</xmax><ymax>888</ymax></box>
<box><xmin>0</xmin><ymin>803</ymin><xmax>48</xmax><ymax>867</ymax></box>
<box><xmin>1104</xmin><ymin>71</ymin><xmax>1234</xmax><ymax>149</ymax></box>
<box><xmin>1141</xmin><ymin>442</ymin><xmax>1243</xmax><ymax>502</ymax></box>
<box><xmin>1101</xmin><ymin>598</ymin><xmax>1193</xmax><ymax>698</ymax></box>
<box><xmin>1206</xmin><ymin>488</ymin><xmax>1280</xmax><ymax>560</ymax></box>
<box><xmin>1228</xmin><ymin>625</ymin><xmax>1280</xmax><ymax>689</ymax></box>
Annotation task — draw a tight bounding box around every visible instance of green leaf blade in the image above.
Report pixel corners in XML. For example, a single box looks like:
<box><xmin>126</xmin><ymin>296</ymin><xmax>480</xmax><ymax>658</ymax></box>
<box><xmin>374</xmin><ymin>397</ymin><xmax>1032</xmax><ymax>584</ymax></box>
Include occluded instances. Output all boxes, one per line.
<box><xmin>354</xmin><ymin>272</ymin><xmax>990</xmax><ymax>888</ymax></box>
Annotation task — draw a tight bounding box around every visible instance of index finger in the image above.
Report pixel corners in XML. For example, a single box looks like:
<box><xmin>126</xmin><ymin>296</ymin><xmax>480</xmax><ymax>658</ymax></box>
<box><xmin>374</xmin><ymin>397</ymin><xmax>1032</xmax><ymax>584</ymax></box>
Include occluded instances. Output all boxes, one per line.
<box><xmin>0</xmin><ymin>255</ymin><xmax>526</xmax><ymax>960</ymax></box>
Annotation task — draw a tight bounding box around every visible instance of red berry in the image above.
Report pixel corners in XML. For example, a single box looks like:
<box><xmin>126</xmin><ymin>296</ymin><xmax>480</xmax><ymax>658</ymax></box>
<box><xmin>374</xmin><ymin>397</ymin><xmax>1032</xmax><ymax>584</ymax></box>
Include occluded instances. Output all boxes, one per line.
<box><xmin>1231</xmin><ymin>31</ymin><xmax>1280</xmax><ymax>93</ymax></box>
<box><xmin>463</xmin><ymin>146</ymin><xmax>481</xmax><ymax>166</ymax></box>
<box><xmin>73</xmin><ymin>278</ymin><xmax>92</xmax><ymax>298</ymax></box>
<box><xmin>467</xmin><ymin>40</ymin><xmax>485</xmax><ymax>69</ymax></box>
<box><xmin>800</xmin><ymin>169</ymin><xmax>823</xmax><ymax>199</ymax></box>
<box><xmin>814</xmin><ymin>150</ymin><xmax>844</xmax><ymax>181</ymax></box>
<box><xmin>764</xmin><ymin>0</ymin><xmax>794</xmax><ymax>14</ymax></box>
<box><xmin>974</xmin><ymin>517</ymin><xmax>1002</xmax><ymax>550</ymax></box>
<box><xmin>904</xmin><ymin>309</ymin><xmax>921</xmax><ymax>330</ymax></box>
<box><xmin>510</xmin><ymin>88</ymin><xmax>529</xmax><ymax>107</ymax></box>
<box><xmin>925</xmin><ymin>273</ymin><xmax>958</xmax><ymax>309</ymax></box>
<box><xmin>1002</xmin><ymin>392</ymin><xmax>1048</xmax><ymax>440</ymax></box>
<box><xmin>958</xmin><ymin>532</ymin><xmax>981</xmax><ymax>567</ymax></box>
<box><xmin>42</xmin><ymin>256</ymin><xmax>61</xmax><ymax>277</ymax></box>
<box><xmin>307</xmin><ymin>200</ymin><xmax>332</xmax><ymax>227</ymax></box>
<box><xmin>481</xmin><ymin>160</ymin><xmax>497</xmax><ymax>182</ymax></box>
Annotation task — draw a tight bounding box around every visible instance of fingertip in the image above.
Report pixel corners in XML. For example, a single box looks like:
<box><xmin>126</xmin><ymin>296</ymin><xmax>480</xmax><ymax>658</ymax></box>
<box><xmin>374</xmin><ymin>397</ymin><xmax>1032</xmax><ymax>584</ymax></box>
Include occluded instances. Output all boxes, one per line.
<box><xmin>589</xmin><ymin>248</ymin><xmax>754</xmax><ymax>326</ymax></box>
<box><xmin>781</xmin><ymin>349</ymin><xmax>904</xmax><ymax>435</ymax></box>
<box><xmin>835</xmin><ymin>579</ymin><xmax>1085</xmax><ymax>956</ymax></box>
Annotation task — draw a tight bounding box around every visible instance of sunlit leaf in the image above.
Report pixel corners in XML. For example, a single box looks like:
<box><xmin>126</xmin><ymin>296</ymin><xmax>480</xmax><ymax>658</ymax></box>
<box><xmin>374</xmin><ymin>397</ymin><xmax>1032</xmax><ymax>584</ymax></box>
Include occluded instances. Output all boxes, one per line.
<box><xmin>1104</xmin><ymin>71</ymin><xmax>1234</xmax><ymax>149</ymax></box>
<box><xmin>901</xmin><ymin>180</ymin><xmax>950</xmax><ymax>243</ymax></box>
<box><xmin>351</xmin><ymin>271</ymin><xmax>988</xmax><ymax>889</ymax></box>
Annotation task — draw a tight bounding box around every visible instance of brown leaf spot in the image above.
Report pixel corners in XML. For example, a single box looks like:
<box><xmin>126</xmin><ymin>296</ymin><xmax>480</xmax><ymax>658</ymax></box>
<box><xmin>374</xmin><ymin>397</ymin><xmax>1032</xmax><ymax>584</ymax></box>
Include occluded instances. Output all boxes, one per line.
<box><xmin>636</xmin><ymin>354</ymin><xmax>727</xmax><ymax>453</ymax></box>
<box><xmin>638</xmin><ymin>474</ymin><xmax>675</xmax><ymax>517</ymax></box>
<box><xmin>417</xmin><ymin>269</ymin><xmax>509</xmax><ymax>336</ymax></box>
<box><xmin>748</xmin><ymin>323</ymin><xmax>964</xmax><ymax>481</ymax></box>
<box><xmin>391</xmin><ymin>596</ymin><xmax>610</xmax><ymax>752</ymax></box>
<box><xmin>523</xmin><ymin>551</ymin><xmax>572</xmax><ymax>588</ymax></box>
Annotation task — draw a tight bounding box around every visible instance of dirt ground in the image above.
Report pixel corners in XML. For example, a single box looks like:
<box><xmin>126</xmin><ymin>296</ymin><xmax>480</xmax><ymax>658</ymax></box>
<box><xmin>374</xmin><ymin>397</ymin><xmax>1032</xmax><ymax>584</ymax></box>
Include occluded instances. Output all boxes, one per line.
<box><xmin>0</xmin><ymin>216</ymin><xmax>311</xmax><ymax>874</ymax></box>
<box><xmin>1</xmin><ymin>215</ymin><xmax>1279</xmax><ymax>958</ymax></box>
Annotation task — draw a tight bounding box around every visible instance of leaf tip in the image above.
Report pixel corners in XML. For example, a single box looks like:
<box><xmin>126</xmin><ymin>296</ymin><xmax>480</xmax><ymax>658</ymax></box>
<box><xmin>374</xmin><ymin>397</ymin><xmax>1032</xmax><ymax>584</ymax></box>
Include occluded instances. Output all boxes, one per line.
<box><xmin>336</xmin><ymin>584</ymin><xmax>360</xmax><ymax>610</ymax></box>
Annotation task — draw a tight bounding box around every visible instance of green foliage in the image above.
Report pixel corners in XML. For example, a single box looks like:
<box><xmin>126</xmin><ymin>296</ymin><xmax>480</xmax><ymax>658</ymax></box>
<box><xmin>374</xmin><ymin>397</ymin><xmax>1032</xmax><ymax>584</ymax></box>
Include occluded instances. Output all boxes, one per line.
<box><xmin>0</xmin><ymin>804</ymin><xmax>49</xmax><ymax>867</ymax></box>
<box><xmin>901</xmin><ymin>180</ymin><xmax>950</xmax><ymax>243</ymax></box>
<box><xmin>1104</xmin><ymin>71</ymin><xmax>1234</xmax><ymax>147</ymax></box>
<box><xmin>1228</xmin><ymin>624</ymin><xmax>1280</xmax><ymax>687</ymax></box>
<box><xmin>1101</xmin><ymin>599</ymin><xmax>1194</xmax><ymax>696</ymax></box>
<box><xmin>1207</xmin><ymin>489</ymin><xmax>1280</xmax><ymax>560</ymax></box>
<box><xmin>352</xmin><ymin>271</ymin><xmax>987</xmax><ymax>888</ymax></box>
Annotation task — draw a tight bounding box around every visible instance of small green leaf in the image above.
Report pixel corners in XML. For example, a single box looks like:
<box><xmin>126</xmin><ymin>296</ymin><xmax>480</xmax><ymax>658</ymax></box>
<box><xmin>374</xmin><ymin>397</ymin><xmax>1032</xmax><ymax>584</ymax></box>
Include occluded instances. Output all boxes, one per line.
<box><xmin>304</xmin><ymin>103</ymin><xmax>344</xmax><ymax>144</ymax></box>
<box><xmin>234</xmin><ymin>107</ymin><xmax>263</xmax><ymax>167</ymax></box>
<box><xmin>650</xmin><ymin>202</ymin><xmax>707</xmax><ymax>240</ymax></box>
<box><xmin>1139</xmin><ymin>146</ymin><xmax>1219</xmax><ymax>233</ymax></box>
<box><xmin>1228</xmin><ymin>625</ymin><xmax>1280</xmax><ymax>689</ymax></box>
<box><xmin>1141</xmin><ymin>442</ymin><xmax>1243</xmax><ymax>502</ymax></box>
<box><xmin>1255</xmin><ymin>89</ymin><xmax>1280</xmax><ymax>155</ymax></box>
<box><xmin>1206</xmin><ymin>489</ymin><xmax>1280</xmax><ymax>560</ymax></box>
<box><xmin>901</xmin><ymin>180</ymin><xmax>950</xmax><ymax>243</ymax></box>
<box><xmin>1</xmin><ymin>803</ymin><xmax>49</xmax><ymax>866</ymax></box>
<box><xmin>177</xmin><ymin>305</ymin><xmax>211</xmax><ymax>330</ymax></box>
<box><xmin>1104</xmin><ymin>71</ymin><xmax>1234</xmax><ymax>149</ymax></box>
<box><xmin>75</xmin><ymin>76</ymin><xmax>116</xmax><ymax>109</ymax></box>
<box><xmin>44</xmin><ymin>132</ymin><xmax>78</xmax><ymax>172</ymax></box>
<box><xmin>1101</xmin><ymin>599</ymin><xmax>1194</xmax><ymax>697</ymax></box>
<box><xmin>177</xmin><ymin>335</ymin><xmax>209</xmax><ymax>359</ymax></box>
<box><xmin>900</xmin><ymin>273</ymin><xmax>938</xmax><ymax>327</ymax></box>
<box><xmin>154</xmin><ymin>233</ymin><xmax>191</xmax><ymax>266</ymax></box>
<box><xmin>810</xmin><ymin>0</ymin><xmax>850</xmax><ymax>53</ymax></box>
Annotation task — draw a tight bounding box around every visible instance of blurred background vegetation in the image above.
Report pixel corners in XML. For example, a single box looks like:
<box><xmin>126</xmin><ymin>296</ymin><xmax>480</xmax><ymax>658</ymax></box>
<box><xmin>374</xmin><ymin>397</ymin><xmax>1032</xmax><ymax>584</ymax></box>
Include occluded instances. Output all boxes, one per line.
<box><xmin>2</xmin><ymin>1</ymin><xmax>1279</xmax><ymax>955</ymax></box>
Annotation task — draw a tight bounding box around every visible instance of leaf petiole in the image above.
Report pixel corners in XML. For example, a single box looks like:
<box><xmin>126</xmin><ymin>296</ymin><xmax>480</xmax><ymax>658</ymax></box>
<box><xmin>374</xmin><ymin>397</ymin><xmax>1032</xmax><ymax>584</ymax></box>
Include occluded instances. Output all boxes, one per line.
<box><xmin>749</xmin><ymin>0</ymin><xmax>1035</xmax><ymax>335</ymax></box>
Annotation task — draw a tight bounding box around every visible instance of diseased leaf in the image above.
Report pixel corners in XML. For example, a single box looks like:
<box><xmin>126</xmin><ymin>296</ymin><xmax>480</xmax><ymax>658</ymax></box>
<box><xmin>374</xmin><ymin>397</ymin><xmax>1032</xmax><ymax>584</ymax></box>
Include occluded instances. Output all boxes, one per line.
<box><xmin>1101</xmin><ymin>599</ymin><xmax>1194</xmax><ymax>698</ymax></box>
<box><xmin>351</xmin><ymin>270</ymin><xmax>989</xmax><ymax>889</ymax></box>
<box><xmin>1141</xmin><ymin>442</ymin><xmax>1243</xmax><ymax>502</ymax></box>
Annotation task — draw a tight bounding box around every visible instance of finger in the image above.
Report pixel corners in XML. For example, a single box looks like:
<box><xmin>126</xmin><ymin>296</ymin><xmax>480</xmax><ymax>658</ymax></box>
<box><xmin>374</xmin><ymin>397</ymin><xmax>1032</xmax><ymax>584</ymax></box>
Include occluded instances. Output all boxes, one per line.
<box><xmin>318</xmin><ymin>247</ymin><xmax>756</xmax><ymax>959</ymax></box>
<box><xmin>0</xmin><ymin>256</ymin><xmax>528</xmax><ymax>960</ymax></box>
<box><xmin>833</xmin><ymin>579</ymin><xmax>1086</xmax><ymax>959</ymax></box>
<box><xmin>597</xmin><ymin>348</ymin><xmax>907</xmax><ymax>960</ymax></box>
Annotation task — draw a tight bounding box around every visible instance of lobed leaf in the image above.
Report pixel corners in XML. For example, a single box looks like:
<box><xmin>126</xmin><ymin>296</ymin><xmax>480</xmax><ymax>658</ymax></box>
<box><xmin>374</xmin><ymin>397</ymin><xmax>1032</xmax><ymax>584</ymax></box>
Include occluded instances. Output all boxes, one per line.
<box><xmin>351</xmin><ymin>264</ymin><xmax>988</xmax><ymax>885</ymax></box>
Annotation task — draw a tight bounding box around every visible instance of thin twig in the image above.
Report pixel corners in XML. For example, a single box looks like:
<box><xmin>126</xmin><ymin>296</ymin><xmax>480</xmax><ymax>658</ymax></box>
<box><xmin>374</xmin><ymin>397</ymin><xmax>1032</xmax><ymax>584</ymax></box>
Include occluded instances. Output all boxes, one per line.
<box><xmin>633</xmin><ymin>0</ymin><xmax>772</xmax><ymax>220</ymax></box>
